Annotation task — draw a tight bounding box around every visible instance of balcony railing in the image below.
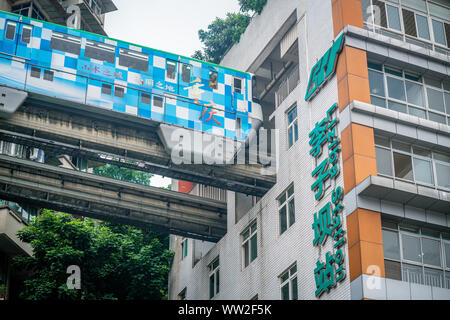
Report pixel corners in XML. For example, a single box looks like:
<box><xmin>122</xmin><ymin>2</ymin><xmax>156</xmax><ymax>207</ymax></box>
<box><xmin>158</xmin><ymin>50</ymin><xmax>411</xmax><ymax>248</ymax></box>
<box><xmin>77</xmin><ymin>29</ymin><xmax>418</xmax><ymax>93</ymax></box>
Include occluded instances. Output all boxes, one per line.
<box><xmin>275</xmin><ymin>65</ymin><xmax>299</xmax><ymax>108</ymax></box>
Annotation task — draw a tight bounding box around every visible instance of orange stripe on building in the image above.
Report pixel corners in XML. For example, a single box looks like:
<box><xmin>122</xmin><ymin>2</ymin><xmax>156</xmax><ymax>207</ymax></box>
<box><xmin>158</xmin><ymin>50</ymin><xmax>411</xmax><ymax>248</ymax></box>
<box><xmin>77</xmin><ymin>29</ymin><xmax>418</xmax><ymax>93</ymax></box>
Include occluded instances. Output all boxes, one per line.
<box><xmin>332</xmin><ymin>0</ymin><xmax>384</xmax><ymax>287</ymax></box>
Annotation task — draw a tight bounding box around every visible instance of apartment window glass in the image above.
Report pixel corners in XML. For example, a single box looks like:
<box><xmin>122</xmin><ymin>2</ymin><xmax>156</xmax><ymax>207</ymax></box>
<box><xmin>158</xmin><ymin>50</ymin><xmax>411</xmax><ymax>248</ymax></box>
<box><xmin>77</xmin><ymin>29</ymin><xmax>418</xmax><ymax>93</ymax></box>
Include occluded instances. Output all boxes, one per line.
<box><xmin>415</xmin><ymin>14</ymin><xmax>430</xmax><ymax>40</ymax></box>
<box><xmin>386</xmin><ymin>5</ymin><xmax>402</xmax><ymax>31</ymax></box>
<box><xmin>374</xmin><ymin>136</ymin><xmax>449</xmax><ymax>190</ymax></box>
<box><xmin>393</xmin><ymin>152</ymin><xmax>413</xmax><ymax>180</ymax></box>
<box><xmin>278</xmin><ymin>185</ymin><xmax>295</xmax><ymax>235</ymax></box>
<box><xmin>382</xmin><ymin>229</ymin><xmax>401</xmax><ymax>260</ymax></box>
<box><xmin>280</xmin><ymin>264</ymin><xmax>298</xmax><ymax>300</ymax></box>
<box><xmin>209</xmin><ymin>258</ymin><xmax>220</xmax><ymax>299</ymax></box>
<box><xmin>242</xmin><ymin>221</ymin><xmax>257</xmax><ymax>268</ymax></box>
<box><xmin>387</xmin><ymin>76</ymin><xmax>406</xmax><ymax>101</ymax></box>
<box><xmin>181</xmin><ymin>238</ymin><xmax>188</xmax><ymax>260</ymax></box>
<box><xmin>368</xmin><ymin>62</ymin><xmax>450</xmax><ymax>125</ymax></box>
<box><xmin>405</xmin><ymin>81</ymin><xmax>423</xmax><ymax>106</ymax></box>
<box><xmin>427</xmin><ymin>88</ymin><xmax>445</xmax><ymax>113</ymax></box>
<box><xmin>432</xmin><ymin>20</ymin><xmax>447</xmax><ymax>46</ymax></box>
<box><xmin>383</xmin><ymin>221</ymin><xmax>450</xmax><ymax>288</ymax></box>
<box><xmin>287</xmin><ymin>106</ymin><xmax>298</xmax><ymax>148</ymax></box>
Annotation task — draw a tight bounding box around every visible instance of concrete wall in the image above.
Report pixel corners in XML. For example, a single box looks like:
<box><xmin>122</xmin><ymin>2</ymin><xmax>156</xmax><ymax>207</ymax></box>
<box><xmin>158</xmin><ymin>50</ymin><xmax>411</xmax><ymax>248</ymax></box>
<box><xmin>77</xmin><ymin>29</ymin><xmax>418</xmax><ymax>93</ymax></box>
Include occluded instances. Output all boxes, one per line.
<box><xmin>169</xmin><ymin>0</ymin><xmax>351</xmax><ymax>300</ymax></box>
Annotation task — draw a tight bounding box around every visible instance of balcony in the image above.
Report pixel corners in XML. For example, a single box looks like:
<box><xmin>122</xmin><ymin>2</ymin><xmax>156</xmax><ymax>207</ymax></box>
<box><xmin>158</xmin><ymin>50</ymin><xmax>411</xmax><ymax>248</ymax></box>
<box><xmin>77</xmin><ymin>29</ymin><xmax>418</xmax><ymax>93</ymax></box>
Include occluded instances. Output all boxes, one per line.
<box><xmin>275</xmin><ymin>65</ymin><xmax>299</xmax><ymax>108</ymax></box>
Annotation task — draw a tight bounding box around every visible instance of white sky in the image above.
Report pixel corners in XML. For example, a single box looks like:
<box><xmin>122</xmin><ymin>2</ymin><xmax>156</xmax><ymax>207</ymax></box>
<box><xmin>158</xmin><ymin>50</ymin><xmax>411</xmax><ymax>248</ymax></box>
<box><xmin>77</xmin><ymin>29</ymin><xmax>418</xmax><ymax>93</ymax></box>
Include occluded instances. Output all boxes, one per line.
<box><xmin>104</xmin><ymin>1</ymin><xmax>241</xmax><ymax>188</ymax></box>
<box><xmin>104</xmin><ymin>0</ymin><xmax>241</xmax><ymax>58</ymax></box>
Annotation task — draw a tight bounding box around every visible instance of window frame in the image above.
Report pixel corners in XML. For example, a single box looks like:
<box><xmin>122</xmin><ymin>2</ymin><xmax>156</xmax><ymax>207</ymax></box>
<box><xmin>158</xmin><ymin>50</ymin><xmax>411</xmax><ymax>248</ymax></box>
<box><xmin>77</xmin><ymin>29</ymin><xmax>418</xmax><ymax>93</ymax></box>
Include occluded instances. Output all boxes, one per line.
<box><xmin>241</xmin><ymin>220</ymin><xmax>258</xmax><ymax>268</ymax></box>
<box><xmin>208</xmin><ymin>257</ymin><xmax>220</xmax><ymax>299</ymax></box>
<box><xmin>368</xmin><ymin>61</ymin><xmax>450</xmax><ymax>125</ymax></box>
<box><xmin>363</xmin><ymin>0</ymin><xmax>450</xmax><ymax>52</ymax></box>
<box><xmin>382</xmin><ymin>220</ymin><xmax>450</xmax><ymax>288</ymax></box>
<box><xmin>287</xmin><ymin>105</ymin><xmax>299</xmax><ymax>149</ymax></box>
<box><xmin>181</xmin><ymin>238</ymin><xmax>188</xmax><ymax>260</ymax></box>
<box><xmin>279</xmin><ymin>263</ymin><xmax>298</xmax><ymax>300</ymax></box>
<box><xmin>277</xmin><ymin>184</ymin><xmax>296</xmax><ymax>236</ymax></box>
<box><xmin>374</xmin><ymin>135</ymin><xmax>450</xmax><ymax>191</ymax></box>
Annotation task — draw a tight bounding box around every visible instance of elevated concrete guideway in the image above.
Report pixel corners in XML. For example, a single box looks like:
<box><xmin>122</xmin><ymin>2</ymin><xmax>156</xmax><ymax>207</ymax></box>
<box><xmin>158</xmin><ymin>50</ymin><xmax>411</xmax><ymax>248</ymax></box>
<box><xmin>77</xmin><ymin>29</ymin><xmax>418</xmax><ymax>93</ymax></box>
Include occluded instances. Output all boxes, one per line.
<box><xmin>0</xmin><ymin>91</ymin><xmax>276</xmax><ymax>197</ymax></box>
<box><xmin>0</xmin><ymin>154</ymin><xmax>227</xmax><ymax>242</ymax></box>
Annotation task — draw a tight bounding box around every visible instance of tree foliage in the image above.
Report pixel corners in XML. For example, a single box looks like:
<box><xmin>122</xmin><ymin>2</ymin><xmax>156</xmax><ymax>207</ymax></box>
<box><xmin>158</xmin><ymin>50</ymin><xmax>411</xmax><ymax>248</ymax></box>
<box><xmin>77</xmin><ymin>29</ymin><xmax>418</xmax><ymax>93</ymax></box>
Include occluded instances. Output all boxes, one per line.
<box><xmin>14</xmin><ymin>210</ymin><xmax>174</xmax><ymax>300</ymax></box>
<box><xmin>195</xmin><ymin>12</ymin><xmax>251</xmax><ymax>64</ymax></box>
<box><xmin>239</xmin><ymin>0</ymin><xmax>268</xmax><ymax>14</ymax></box>
<box><xmin>93</xmin><ymin>164</ymin><xmax>152</xmax><ymax>186</ymax></box>
<box><xmin>193</xmin><ymin>0</ymin><xmax>267</xmax><ymax>63</ymax></box>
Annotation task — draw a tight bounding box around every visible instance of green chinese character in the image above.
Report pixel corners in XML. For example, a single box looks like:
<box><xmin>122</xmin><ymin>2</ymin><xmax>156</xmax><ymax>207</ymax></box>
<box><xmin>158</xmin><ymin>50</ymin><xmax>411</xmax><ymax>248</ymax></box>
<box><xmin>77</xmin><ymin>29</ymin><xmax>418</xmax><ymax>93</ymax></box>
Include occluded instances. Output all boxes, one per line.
<box><xmin>314</xmin><ymin>252</ymin><xmax>336</xmax><ymax>298</ymax></box>
<box><xmin>312</xmin><ymin>203</ymin><xmax>333</xmax><ymax>246</ymax></box>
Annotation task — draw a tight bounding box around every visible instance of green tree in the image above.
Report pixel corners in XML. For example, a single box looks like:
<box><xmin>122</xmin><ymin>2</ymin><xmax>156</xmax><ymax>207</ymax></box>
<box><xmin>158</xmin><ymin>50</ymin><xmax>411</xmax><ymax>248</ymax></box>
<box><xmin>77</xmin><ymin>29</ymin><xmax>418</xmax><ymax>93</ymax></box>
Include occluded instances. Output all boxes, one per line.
<box><xmin>14</xmin><ymin>210</ymin><xmax>173</xmax><ymax>300</ymax></box>
<box><xmin>93</xmin><ymin>164</ymin><xmax>152</xmax><ymax>186</ymax></box>
<box><xmin>239</xmin><ymin>0</ymin><xmax>268</xmax><ymax>14</ymax></box>
<box><xmin>195</xmin><ymin>12</ymin><xmax>251</xmax><ymax>64</ymax></box>
<box><xmin>193</xmin><ymin>0</ymin><xmax>267</xmax><ymax>63</ymax></box>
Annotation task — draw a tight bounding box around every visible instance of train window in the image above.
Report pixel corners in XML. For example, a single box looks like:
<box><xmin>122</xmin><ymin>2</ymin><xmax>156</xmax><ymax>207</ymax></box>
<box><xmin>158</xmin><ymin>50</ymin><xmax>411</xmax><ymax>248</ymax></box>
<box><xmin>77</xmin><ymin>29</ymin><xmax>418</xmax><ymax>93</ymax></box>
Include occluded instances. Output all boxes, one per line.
<box><xmin>119</xmin><ymin>48</ymin><xmax>149</xmax><ymax>72</ymax></box>
<box><xmin>153</xmin><ymin>96</ymin><xmax>163</xmax><ymax>108</ymax></box>
<box><xmin>141</xmin><ymin>93</ymin><xmax>151</xmax><ymax>104</ymax></box>
<box><xmin>209</xmin><ymin>71</ymin><xmax>218</xmax><ymax>89</ymax></box>
<box><xmin>21</xmin><ymin>25</ymin><xmax>32</xmax><ymax>44</ymax></box>
<box><xmin>166</xmin><ymin>61</ymin><xmax>177</xmax><ymax>80</ymax></box>
<box><xmin>101</xmin><ymin>83</ymin><xmax>112</xmax><ymax>95</ymax></box>
<box><xmin>30</xmin><ymin>67</ymin><xmax>41</xmax><ymax>78</ymax></box>
<box><xmin>233</xmin><ymin>78</ymin><xmax>242</xmax><ymax>94</ymax></box>
<box><xmin>182</xmin><ymin>64</ymin><xmax>191</xmax><ymax>83</ymax></box>
<box><xmin>5</xmin><ymin>21</ymin><xmax>17</xmax><ymax>40</ymax></box>
<box><xmin>43</xmin><ymin>70</ymin><xmax>54</xmax><ymax>82</ymax></box>
<box><xmin>115</xmin><ymin>87</ymin><xmax>125</xmax><ymax>98</ymax></box>
<box><xmin>85</xmin><ymin>40</ymin><xmax>115</xmax><ymax>64</ymax></box>
<box><xmin>50</xmin><ymin>32</ymin><xmax>81</xmax><ymax>55</ymax></box>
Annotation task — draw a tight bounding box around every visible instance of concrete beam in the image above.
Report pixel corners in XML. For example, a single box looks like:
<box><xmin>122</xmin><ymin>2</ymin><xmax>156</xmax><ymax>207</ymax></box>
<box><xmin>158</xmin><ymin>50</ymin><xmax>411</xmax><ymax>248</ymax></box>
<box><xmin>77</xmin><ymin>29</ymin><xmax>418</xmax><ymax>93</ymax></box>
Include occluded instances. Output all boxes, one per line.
<box><xmin>0</xmin><ymin>155</ymin><xmax>227</xmax><ymax>242</ymax></box>
<box><xmin>0</xmin><ymin>93</ymin><xmax>276</xmax><ymax>196</ymax></box>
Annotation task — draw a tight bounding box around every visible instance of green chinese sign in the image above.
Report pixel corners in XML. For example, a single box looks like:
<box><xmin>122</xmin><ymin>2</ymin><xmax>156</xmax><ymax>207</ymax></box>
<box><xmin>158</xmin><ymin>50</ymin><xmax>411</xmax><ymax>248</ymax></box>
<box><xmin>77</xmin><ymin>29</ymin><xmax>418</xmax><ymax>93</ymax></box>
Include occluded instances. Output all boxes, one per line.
<box><xmin>309</xmin><ymin>103</ymin><xmax>347</xmax><ymax>298</ymax></box>
<box><xmin>305</xmin><ymin>34</ymin><xmax>344</xmax><ymax>102</ymax></box>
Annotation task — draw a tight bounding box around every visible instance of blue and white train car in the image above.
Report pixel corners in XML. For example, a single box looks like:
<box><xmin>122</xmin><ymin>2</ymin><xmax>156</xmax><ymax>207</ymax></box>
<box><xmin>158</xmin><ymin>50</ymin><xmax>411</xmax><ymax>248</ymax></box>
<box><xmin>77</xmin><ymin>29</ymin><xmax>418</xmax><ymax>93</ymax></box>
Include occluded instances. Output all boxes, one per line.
<box><xmin>0</xmin><ymin>10</ymin><xmax>263</xmax><ymax>161</ymax></box>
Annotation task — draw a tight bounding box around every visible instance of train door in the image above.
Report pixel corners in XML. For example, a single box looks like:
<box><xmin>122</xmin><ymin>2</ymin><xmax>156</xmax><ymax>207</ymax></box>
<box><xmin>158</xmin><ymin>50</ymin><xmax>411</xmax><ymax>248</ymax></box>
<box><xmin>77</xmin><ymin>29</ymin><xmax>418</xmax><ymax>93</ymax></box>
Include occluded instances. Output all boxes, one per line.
<box><xmin>16</xmin><ymin>23</ymin><xmax>33</xmax><ymax>59</ymax></box>
<box><xmin>0</xmin><ymin>20</ymin><xmax>19</xmax><ymax>55</ymax></box>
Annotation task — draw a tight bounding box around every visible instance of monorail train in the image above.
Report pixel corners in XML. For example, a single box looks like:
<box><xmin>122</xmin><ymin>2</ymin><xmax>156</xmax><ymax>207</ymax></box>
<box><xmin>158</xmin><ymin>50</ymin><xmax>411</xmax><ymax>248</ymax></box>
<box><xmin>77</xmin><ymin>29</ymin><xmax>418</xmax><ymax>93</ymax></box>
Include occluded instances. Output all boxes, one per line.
<box><xmin>0</xmin><ymin>10</ymin><xmax>263</xmax><ymax>146</ymax></box>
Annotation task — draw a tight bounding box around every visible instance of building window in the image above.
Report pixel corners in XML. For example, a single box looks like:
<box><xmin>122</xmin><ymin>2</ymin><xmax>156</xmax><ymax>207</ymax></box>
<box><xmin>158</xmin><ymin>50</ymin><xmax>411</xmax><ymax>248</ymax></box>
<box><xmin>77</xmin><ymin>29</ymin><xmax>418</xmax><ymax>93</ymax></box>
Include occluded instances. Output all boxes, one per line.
<box><xmin>382</xmin><ymin>219</ymin><xmax>450</xmax><ymax>289</ymax></box>
<box><xmin>242</xmin><ymin>220</ymin><xmax>257</xmax><ymax>268</ymax></box>
<box><xmin>287</xmin><ymin>105</ymin><xmax>298</xmax><ymax>148</ymax></box>
<box><xmin>368</xmin><ymin>61</ymin><xmax>450</xmax><ymax>125</ymax></box>
<box><xmin>178</xmin><ymin>288</ymin><xmax>187</xmax><ymax>300</ymax></box>
<box><xmin>278</xmin><ymin>184</ymin><xmax>295</xmax><ymax>235</ymax></box>
<box><xmin>181</xmin><ymin>238</ymin><xmax>188</xmax><ymax>260</ymax></box>
<box><xmin>362</xmin><ymin>0</ymin><xmax>450</xmax><ymax>53</ymax></box>
<box><xmin>280</xmin><ymin>264</ymin><xmax>298</xmax><ymax>300</ymax></box>
<box><xmin>374</xmin><ymin>135</ymin><xmax>450</xmax><ymax>190</ymax></box>
<box><xmin>12</xmin><ymin>2</ymin><xmax>47</xmax><ymax>21</ymax></box>
<box><xmin>208</xmin><ymin>257</ymin><xmax>220</xmax><ymax>299</ymax></box>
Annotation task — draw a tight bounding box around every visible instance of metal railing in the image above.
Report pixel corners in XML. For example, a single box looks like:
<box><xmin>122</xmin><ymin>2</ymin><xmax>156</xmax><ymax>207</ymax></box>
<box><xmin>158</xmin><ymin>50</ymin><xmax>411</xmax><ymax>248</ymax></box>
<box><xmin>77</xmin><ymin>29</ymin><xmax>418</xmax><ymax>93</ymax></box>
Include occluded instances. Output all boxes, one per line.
<box><xmin>275</xmin><ymin>65</ymin><xmax>299</xmax><ymax>108</ymax></box>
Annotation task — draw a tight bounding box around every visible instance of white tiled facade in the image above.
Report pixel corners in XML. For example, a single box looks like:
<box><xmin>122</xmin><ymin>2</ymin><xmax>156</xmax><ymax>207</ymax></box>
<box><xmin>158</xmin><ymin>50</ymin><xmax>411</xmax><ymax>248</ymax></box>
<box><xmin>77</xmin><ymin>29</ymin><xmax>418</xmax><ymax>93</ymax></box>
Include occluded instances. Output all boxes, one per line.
<box><xmin>169</xmin><ymin>0</ymin><xmax>450</xmax><ymax>300</ymax></box>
